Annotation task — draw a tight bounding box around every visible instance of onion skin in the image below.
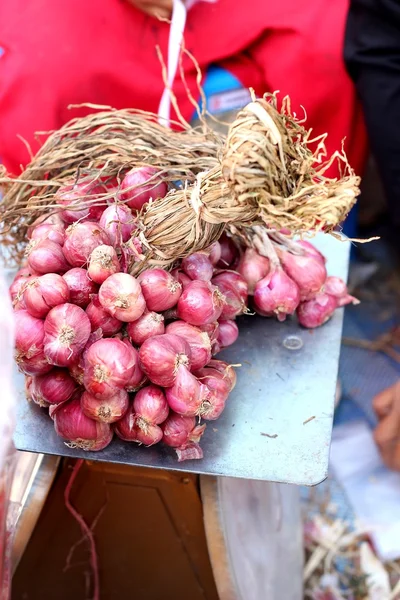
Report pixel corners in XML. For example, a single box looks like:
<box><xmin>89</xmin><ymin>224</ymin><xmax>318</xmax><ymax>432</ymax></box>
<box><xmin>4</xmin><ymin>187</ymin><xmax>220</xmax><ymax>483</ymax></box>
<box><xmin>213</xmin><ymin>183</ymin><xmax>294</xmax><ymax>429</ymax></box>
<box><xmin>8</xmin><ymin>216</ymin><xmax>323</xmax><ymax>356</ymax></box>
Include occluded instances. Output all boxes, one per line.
<box><xmin>177</xmin><ymin>280</ymin><xmax>225</xmax><ymax>326</ymax></box>
<box><xmin>86</xmin><ymin>295</ymin><xmax>122</xmax><ymax>336</ymax></box>
<box><xmin>297</xmin><ymin>292</ymin><xmax>338</xmax><ymax>328</ymax></box>
<box><xmin>165</xmin><ymin>365</ymin><xmax>203</xmax><ymax>417</ymax></box>
<box><xmin>56</xmin><ymin>181</ymin><xmax>107</xmax><ymax>224</ymax></box>
<box><xmin>119</xmin><ymin>166</ymin><xmax>167</xmax><ymax>211</ymax></box>
<box><xmin>63</xmin><ymin>268</ymin><xmax>98</xmax><ymax>308</ymax></box>
<box><xmin>139</xmin><ymin>333</ymin><xmax>192</xmax><ymax>387</ymax></box>
<box><xmin>31</xmin><ymin>368</ymin><xmax>77</xmax><ymax>406</ymax></box>
<box><xmin>30</xmin><ymin>222</ymin><xmax>66</xmax><ymax>246</ymax></box>
<box><xmin>162</xmin><ymin>413</ymin><xmax>206</xmax><ymax>461</ymax></box>
<box><xmin>126</xmin><ymin>311</ymin><xmax>165</xmax><ymax>345</ymax></box>
<box><xmin>44</xmin><ymin>303</ymin><xmax>91</xmax><ymax>367</ymax></box>
<box><xmin>14</xmin><ymin>309</ymin><xmax>46</xmax><ymax>364</ymax></box>
<box><xmin>138</xmin><ymin>269</ymin><xmax>182</xmax><ymax>312</ymax></box>
<box><xmin>279</xmin><ymin>249</ymin><xmax>327</xmax><ymax>301</ymax></box>
<box><xmin>182</xmin><ymin>252</ymin><xmax>213</xmax><ymax>282</ymax></box>
<box><xmin>17</xmin><ymin>352</ymin><xmax>52</xmax><ymax>376</ymax></box>
<box><xmin>217</xmin><ymin>320</ymin><xmax>239</xmax><ymax>348</ymax></box>
<box><xmin>99</xmin><ymin>273</ymin><xmax>146</xmax><ymax>322</ymax></box>
<box><xmin>83</xmin><ymin>338</ymin><xmax>138</xmax><ymax>398</ymax></box>
<box><xmin>166</xmin><ymin>321</ymin><xmax>211</xmax><ymax>371</ymax></box>
<box><xmin>211</xmin><ymin>271</ymin><xmax>248</xmax><ymax>303</ymax></box>
<box><xmin>53</xmin><ymin>395</ymin><xmax>113</xmax><ymax>451</ymax></box>
<box><xmin>88</xmin><ymin>245</ymin><xmax>120</xmax><ymax>285</ymax></box>
<box><xmin>237</xmin><ymin>248</ymin><xmax>270</xmax><ymax>295</ymax></box>
<box><xmin>195</xmin><ymin>367</ymin><xmax>231</xmax><ymax>420</ymax></box>
<box><xmin>115</xmin><ymin>405</ymin><xmax>163</xmax><ymax>446</ymax></box>
<box><xmin>23</xmin><ymin>273</ymin><xmax>70</xmax><ymax>318</ymax></box>
<box><xmin>27</xmin><ymin>239</ymin><xmax>70</xmax><ymax>274</ymax></box>
<box><xmin>133</xmin><ymin>385</ymin><xmax>169</xmax><ymax>424</ymax></box>
<box><xmin>211</xmin><ymin>279</ymin><xmax>244</xmax><ymax>320</ymax></box>
<box><xmin>254</xmin><ymin>269</ymin><xmax>300</xmax><ymax>322</ymax></box>
<box><xmin>207</xmin><ymin>359</ymin><xmax>237</xmax><ymax>391</ymax></box>
<box><xmin>81</xmin><ymin>389</ymin><xmax>129</xmax><ymax>423</ymax></box>
<box><xmin>99</xmin><ymin>204</ymin><xmax>136</xmax><ymax>245</ymax></box>
<box><xmin>63</xmin><ymin>222</ymin><xmax>110</xmax><ymax>267</ymax></box>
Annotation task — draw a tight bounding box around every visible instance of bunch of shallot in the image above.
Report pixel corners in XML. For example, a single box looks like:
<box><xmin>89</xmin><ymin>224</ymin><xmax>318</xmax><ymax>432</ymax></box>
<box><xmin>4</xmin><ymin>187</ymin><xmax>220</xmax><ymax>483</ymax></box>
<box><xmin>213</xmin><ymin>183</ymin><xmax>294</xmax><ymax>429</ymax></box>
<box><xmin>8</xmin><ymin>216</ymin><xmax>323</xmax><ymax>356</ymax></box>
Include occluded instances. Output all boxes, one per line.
<box><xmin>10</xmin><ymin>169</ymin><xmax>356</xmax><ymax>461</ymax></box>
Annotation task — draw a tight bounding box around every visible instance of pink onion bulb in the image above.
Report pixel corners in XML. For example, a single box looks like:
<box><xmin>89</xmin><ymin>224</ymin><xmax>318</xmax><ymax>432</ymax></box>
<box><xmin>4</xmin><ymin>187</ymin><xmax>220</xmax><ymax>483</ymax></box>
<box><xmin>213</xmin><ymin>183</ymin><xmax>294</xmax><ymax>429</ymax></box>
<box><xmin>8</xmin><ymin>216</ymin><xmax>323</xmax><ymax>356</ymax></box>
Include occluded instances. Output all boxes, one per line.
<box><xmin>217</xmin><ymin>320</ymin><xmax>239</xmax><ymax>348</ymax></box>
<box><xmin>119</xmin><ymin>166</ymin><xmax>167</xmax><ymax>211</ymax></box>
<box><xmin>27</xmin><ymin>239</ymin><xmax>70</xmax><ymax>274</ymax></box>
<box><xmin>211</xmin><ymin>270</ymin><xmax>248</xmax><ymax>303</ymax></box>
<box><xmin>99</xmin><ymin>273</ymin><xmax>146</xmax><ymax>322</ymax></box>
<box><xmin>88</xmin><ymin>245</ymin><xmax>120</xmax><ymax>284</ymax></box>
<box><xmin>170</xmin><ymin>268</ymin><xmax>192</xmax><ymax>289</ymax></box>
<box><xmin>254</xmin><ymin>268</ymin><xmax>300</xmax><ymax>321</ymax></box>
<box><xmin>30</xmin><ymin>222</ymin><xmax>66</xmax><ymax>246</ymax></box>
<box><xmin>323</xmin><ymin>276</ymin><xmax>359</xmax><ymax>307</ymax></box>
<box><xmin>63</xmin><ymin>268</ymin><xmax>98</xmax><ymax>308</ymax></box>
<box><xmin>86</xmin><ymin>294</ymin><xmax>122</xmax><ymax>336</ymax></box>
<box><xmin>83</xmin><ymin>338</ymin><xmax>138</xmax><ymax>398</ymax></box>
<box><xmin>166</xmin><ymin>321</ymin><xmax>211</xmax><ymax>371</ymax></box>
<box><xmin>99</xmin><ymin>204</ymin><xmax>136</xmax><ymax>245</ymax></box>
<box><xmin>121</xmin><ymin>341</ymin><xmax>146</xmax><ymax>392</ymax></box>
<box><xmin>10</xmin><ymin>273</ymin><xmax>33</xmax><ymax>308</ymax></box>
<box><xmin>296</xmin><ymin>240</ymin><xmax>326</xmax><ymax>264</ymax></box>
<box><xmin>182</xmin><ymin>252</ymin><xmax>213</xmax><ymax>282</ymax></box>
<box><xmin>63</xmin><ymin>222</ymin><xmax>110</xmax><ymax>267</ymax></box>
<box><xmin>139</xmin><ymin>333</ymin><xmax>191</xmax><ymax>387</ymax></box>
<box><xmin>44</xmin><ymin>303</ymin><xmax>91</xmax><ymax>366</ymax></box>
<box><xmin>56</xmin><ymin>181</ymin><xmax>107</xmax><ymax>224</ymax></box>
<box><xmin>126</xmin><ymin>310</ymin><xmax>165</xmax><ymax>345</ymax></box>
<box><xmin>217</xmin><ymin>235</ymin><xmax>238</xmax><ymax>268</ymax></box>
<box><xmin>81</xmin><ymin>388</ymin><xmax>129</xmax><ymax>423</ymax></box>
<box><xmin>115</xmin><ymin>404</ymin><xmax>163</xmax><ymax>446</ymax></box>
<box><xmin>13</xmin><ymin>310</ymin><xmax>51</xmax><ymax>376</ymax></box>
<box><xmin>31</xmin><ymin>368</ymin><xmax>77</xmax><ymax>406</ymax></box>
<box><xmin>53</xmin><ymin>394</ymin><xmax>113</xmax><ymax>451</ymax></box>
<box><xmin>165</xmin><ymin>365</ymin><xmax>204</xmax><ymax>417</ymax></box>
<box><xmin>195</xmin><ymin>367</ymin><xmax>231</xmax><ymax>420</ymax></box>
<box><xmin>23</xmin><ymin>273</ymin><xmax>70</xmax><ymax>318</ymax></box>
<box><xmin>27</xmin><ymin>213</ymin><xmax>64</xmax><ymax>238</ymax></box>
<box><xmin>279</xmin><ymin>249</ymin><xmax>327</xmax><ymax>301</ymax></box>
<box><xmin>207</xmin><ymin>241</ymin><xmax>222</xmax><ymax>266</ymax></box>
<box><xmin>212</xmin><ymin>279</ymin><xmax>245</xmax><ymax>320</ymax></box>
<box><xmin>177</xmin><ymin>280</ymin><xmax>225</xmax><ymax>326</ymax></box>
<box><xmin>162</xmin><ymin>413</ymin><xmax>206</xmax><ymax>461</ymax></box>
<box><xmin>18</xmin><ymin>353</ymin><xmax>52</xmax><ymax>376</ymax></box>
<box><xmin>133</xmin><ymin>385</ymin><xmax>169</xmax><ymax>424</ymax></box>
<box><xmin>138</xmin><ymin>269</ymin><xmax>182</xmax><ymax>312</ymax></box>
<box><xmin>297</xmin><ymin>292</ymin><xmax>338</xmax><ymax>328</ymax></box>
<box><xmin>208</xmin><ymin>359</ymin><xmax>237</xmax><ymax>391</ymax></box>
<box><xmin>237</xmin><ymin>248</ymin><xmax>270</xmax><ymax>294</ymax></box>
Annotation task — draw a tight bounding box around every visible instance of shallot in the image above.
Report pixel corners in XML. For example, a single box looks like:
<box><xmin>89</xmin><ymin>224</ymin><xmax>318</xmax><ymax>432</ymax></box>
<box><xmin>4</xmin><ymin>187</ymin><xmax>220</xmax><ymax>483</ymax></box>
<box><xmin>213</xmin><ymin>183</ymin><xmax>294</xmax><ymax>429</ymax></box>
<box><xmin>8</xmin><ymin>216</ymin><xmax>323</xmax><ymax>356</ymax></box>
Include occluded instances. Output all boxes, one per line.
<box><xmin>31</xmin><ymin>368</ymin><xmax>77</xmax><ymax>406</ymax></box>
<box><xmin>83</xmin><ymin>338</ymin><xmax>137</xmax><ymax>398</ymax></box>
<box><xmin>207</xmin><ymin>241</ymin><xmax>222</xmax><ymax>266</ymax></box>
<box><xmin>177</xmin><ymin>280</ymin><xmax>225</xmax><ymax>326</ymax></box>
<box><xmin>63</xmin><ymin>222</ymin><xmax>110</xmax><ymax>267</ymax></box>
<box><xmin>14</xmin><ymin>310</ymin><xmax>45</xmax><ymax>362</ymax></box>
<box><xmin>99</xmin><ymin>273</ymin><xmax>146</xmax><ymax>322</ymax></box>
<box><xmin>162</xmin><ymin>413</ymin><xmax>206</xmax><ymax>461</ymax></box>
<box><xmin>212</xmin><ymin>279</ymin><xmax>244</xmax><ymax>320</ymax></box>
<box><xmin>27</xmin><ymin>239</ymin><xmax>69</xmax><ymax>274</ymax></box>
<box><xmin>297</xmin><ymin>240</ymin><xmax>326</xmax><ymax>264</ymax></box>
<box><xmin>182</xmin><ymin>252</ymin><xmax>213</xmax><ymax>281</ymax></box>
<box><xmin>44</xmin><ymin>303</ymin><xmax>91</xmax><ymax>366</ymax></box>
<box><xmin>88</xmin><ymin>245</ymin><xmax>120</xmax><ymax>284</ymax></box>
<box><xmin>23</xmin><ymin>273</ymin><xmax>70</xmax><ymax>318</ymax></box>
<box><xmin>217</xmin><ymin>320</ymin><xmax>239</xmax><ymax>348</ymax></box>
<box><xmin>217</xmin><ymin>235</ymin><xmax>238</xmax><ymax>268</ymax></box>
<box><xmin>254</xmin><ymin>269</ymin><xmax>300</xmax><ymax>321</ymax></box>
<box><xmin>212</xmin><ymin>270</ymin><xmax>248</xmax><ymax>303</ymax></box>
<box><xmin>53</xmin><ymin>394</ymin><xmax>113</xmax><ymax>451</ymax></box>
<box><xmin>195</xmin><ymin>367</ymin><xmax>231</xmax><ymax>420</ymax></box>
<box><xmin>237</xmin><ymin>248</ymin><xmax>270</xmax><ymax>294</ymax></box>
<box><xmin>126</xmin><ymin>310</ymin><xmax>165</xmax><ymax>345</ymax></box>
<box><xmin>170</xmin><ymin>268</ymin><xmax>191</xmax><ymax>289</ymax></box>
<box><xmin>208</xmin><ymin>359</ymin><xmax>237</xmax><ymax>391</ymax></box>
<box><xmin>81</xmin><ymin>389</ymin><xmax>129</xmax><ymax>423</ymax></box>
<box><xmin>115</xmin><ymin>404</ymin><xmax>163</xmax><ymax>446</ymax></box>
<box><xmin>139</xmin><ymin>333</ymin><xmax>191</xmax><ymax>387</ymax></box>
<box><xmin>297</xmin><ymin>293</ymin><xmax>338</xmax><ymax>328</ymax></box>
<box><xmin>119</xmin><ymin>166</ymin><xmax>167</xmax><ymax>211</ymax></box>
<box><xmin>99</xmin><ymin>204</ymin><xmax>136</xmax><ymax>245</ymax></box>
<box><xmin>63</xmin><ymin>268</ymin><xmax>98</xmax><ymax>308</ymax></box>
<box><xmin>166</xmin><ymin>321</ymin><xmax>211</xmax><ymax>370</ymax></box>
<box><xmin>30</xmin><ymin>222</ymin><xmax>66</xmax><ymax>246</ymax></box>
<box><xmin>133</xmin><ymin>385</ymin><xmax>169</xmax><ymax>424</ymax></box>
<box><xmin>279</xmin><ymin>249</ymin><xmax>327</xmax><ymax>300</ymax></box>
<box><xmin>138</xmin><ymin>269</ymin><xmax>182</xmax><ymax>312</ymax></box>
<box><xmin>165</xmin><ymin>365</ymin><xmax>203</xmax><ymax>416</ymax></box>
<box><xmin>56</xmin><ymin>181</ymin><xmax>107</xmax><ymax>224</ymax></box>
<box><xmin>86</xmin><ymin>295</ymin><xmax>122</xmax><ymax>336</ymax></box>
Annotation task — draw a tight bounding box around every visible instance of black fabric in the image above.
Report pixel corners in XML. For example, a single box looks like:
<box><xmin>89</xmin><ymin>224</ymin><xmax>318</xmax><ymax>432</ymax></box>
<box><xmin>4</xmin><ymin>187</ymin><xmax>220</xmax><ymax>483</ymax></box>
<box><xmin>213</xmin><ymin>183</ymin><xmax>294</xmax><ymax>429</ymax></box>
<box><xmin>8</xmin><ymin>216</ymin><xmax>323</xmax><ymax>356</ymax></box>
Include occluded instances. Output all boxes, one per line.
<box><xmin>345</xmin><ymin>0</ymin><xmax>400</xmax><ymax>226</ymax></box>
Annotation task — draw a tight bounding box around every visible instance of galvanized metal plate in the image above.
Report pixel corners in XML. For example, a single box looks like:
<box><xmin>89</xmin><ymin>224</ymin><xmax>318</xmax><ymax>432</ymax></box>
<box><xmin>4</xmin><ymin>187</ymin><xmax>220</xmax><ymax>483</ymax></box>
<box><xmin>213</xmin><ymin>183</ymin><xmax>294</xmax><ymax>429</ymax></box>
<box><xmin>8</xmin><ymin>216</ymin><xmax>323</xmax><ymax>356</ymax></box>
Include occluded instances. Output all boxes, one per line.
<box><xmin>12</xmin><ymin>233</ymin><xmax>349</xmax><ymax>485</ymax></box>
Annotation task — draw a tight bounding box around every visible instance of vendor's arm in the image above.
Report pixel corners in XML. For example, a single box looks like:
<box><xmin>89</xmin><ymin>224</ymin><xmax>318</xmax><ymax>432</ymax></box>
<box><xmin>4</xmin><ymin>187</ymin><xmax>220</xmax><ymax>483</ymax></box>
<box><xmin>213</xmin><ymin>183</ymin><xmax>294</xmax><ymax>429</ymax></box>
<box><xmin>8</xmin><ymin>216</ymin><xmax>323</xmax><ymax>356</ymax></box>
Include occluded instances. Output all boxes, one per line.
<box><xmin>345</xmin><ymin>0</ymin><xmax>400</xmax><ymax>226</ymax></box>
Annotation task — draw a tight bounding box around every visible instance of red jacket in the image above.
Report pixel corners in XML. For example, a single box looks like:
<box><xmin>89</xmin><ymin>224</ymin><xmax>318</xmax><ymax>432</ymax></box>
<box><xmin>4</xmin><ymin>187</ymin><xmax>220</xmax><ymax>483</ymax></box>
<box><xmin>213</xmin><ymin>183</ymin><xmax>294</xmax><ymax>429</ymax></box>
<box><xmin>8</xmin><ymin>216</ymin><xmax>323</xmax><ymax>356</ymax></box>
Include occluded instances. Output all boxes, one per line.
<box><xmin>0</xmin><ymin>0</ymin><xmax>367</xmax><ymax>176</ymax></box>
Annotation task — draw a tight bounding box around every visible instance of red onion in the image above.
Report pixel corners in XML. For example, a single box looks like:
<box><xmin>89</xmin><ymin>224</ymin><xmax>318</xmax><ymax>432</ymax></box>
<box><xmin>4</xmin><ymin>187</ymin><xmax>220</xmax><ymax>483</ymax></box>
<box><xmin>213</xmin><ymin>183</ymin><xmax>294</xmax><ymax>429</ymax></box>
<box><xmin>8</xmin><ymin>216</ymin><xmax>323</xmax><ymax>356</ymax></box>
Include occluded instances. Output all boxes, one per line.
<box><xmin>323</xmin><ymin>276</ymin><xmax>359</xmax><ymax>307</ymax></box>
<box><xmin>254</xmin><ymin>268</ymin><xmax>300</xmax><ymax>321</ymax></box>
<box><xmin>279</xmin><ymin>249</ymin><xmax>327</xmax><ymax>301</ymax></box>
<box><xmin>182</xmin><ymin>252</ymin><xmax>213</xmax><ymax>281</ymax></box>
<box><xmin>212</xmin><ymin>271</ymin><xmax>248</xmax><ymax>303</ymax></box>
<box><xmin>14</xmin><ymin>309</ymin><xmax>45</xmax><ymax>361</ymax></box>
<box><xmin>139</xmin><ymin>333</ymin><xmax>191</xmax><ymax>387</ymax></box>
<box><xmin>122</xmin><ymin>342</ymin><xmax>146</xmax><ymax>392</ymax></box>
<box><xmin>297</xmin><ymin>240</ymin><xmax>326</xmax><ymax>264</ymax></box>
<box><xmin>31</xmin><ymin>368</ymin><xmax>77</xmax><ymax>406</ymax></box>
<box><xmin>217</xmin><ymin>320</ymin><xmax>239</xmax><ymax>348</ymax></box>
<box><xmin>166</xmin><ymin>321</ymin><xmax>211</xmax><ymax>370</ymax></box>
<box><xmin>18</xmin><ymin>353</ymin><xmax>52</xmax><ymax>376</ymax></box>
<box><xmin>44</xmin><ymin>303</ymin><xmax>91</xmax><ymax>366</ymax></box>
<box><xmin>237</xmin><ymin>248</ymin><xmax>270</xmax><ymax>294</ymax></box>
<box><xmin>207</xmin><ymin>241</ymin><xmax>221</xmax><ymax>266</ymax></box>
<box><xmin>63</xmin><ymin>268</ymin><xmax>98</xmax><ymax>308</ymax></box>
<box><xmin>88</xmin><ymin>245</ymin><xmax>120</xmax><ymax>284</ymax></box>
<box><xmin>297</xmin><ymin>292</ymin><xmax>338</xmax><ymax>328</ymax></box>
<box><xmin>177</xmin><ymin>280</ymin><xmax>225</xmax><ymax>326</ymax></box>
<box><xmin>195</xmin><ymin>367</ymin><xmax>231</xmax><ymax>420</ymax></box>
<box><xmin>165</xmin><ymin>365</ymin><xmax>203</xmax><ymax>416</ymax></box>
<box><xmin>208</xmin><ymin>359</ymin><xmax>237</xmax><ymax>391</ymax></box>
<box><xmin>23</xmin><ymin>273</ymin><xmax>70</xmax><ymax>318</ymax></box>
<box><xmin>27</xmin><ymin>239</ymin><xmax>69</xmax><ymax>274</ymax></box>
<box><xmin>170</xmin><ymin>268</ymin><xmax>192</xmax><ymax>289</ymax></box>
<box><xmin>86</xmin><ymin>294</ymin><xmax>122</xmax><ymax>336</ymax></box>
<box><xmin>211</xmin><ymin>279</ymin><xmax>244</xmax><ymax>320</ymax></box>
<box><xmin>99</xmin><ymin>273</ymin><xmax>146</xmax><ymax>322</ymax></box>
<box><xmin>30</xmin><ymin>222</ymin><xmax>66</xmax><ymax>246</ymax></box>
<box><xmin>119</xmin><ymin>166</ymin><xmax>167</xmax><ymax>211</ymax></box>
<box><xmin>53</xmin><ymin>395</ymin><xmax>113</xmax><ymax>451</ymax></box>
<box><xmin>115</xmin><ymin>405</ymin><xmax>163</xmax><ymax>446</ymax></box>
<box><xmin>162</xmin><ymin>413</ymin><xmax>206</xmax><ymax>461</ymax></box>
<box><xmin>199</xmin><ymin>322</ymin><xmax>219</xmax><ymax>343</ymax></box>
<box><xmin>217</xmin><ymin>234</ymin><xmax>238</xmax><ymax>268</ymax></box>
<box><xmin>81</xmin><ymin>388</ymin><xmax>129</xmax><ymax>423</ymax></box>
<box><xmin>137</xmin><ymin>269</ymin><xmax>182</xmax><ymax>312</ymax></box>
<box><xmin>126</xmin><ymin>310</ymin><xmax>165</xmax><ymax>345</ymax></box>
<box><xmin>133</xmin><ymin>385</ymin><xmax>169</xmax><ymax>424</ymax></box>
<box><xmin>10</xmin><ymin>274</ymin><xmax>32</xmax><ymax>307</ymax></box>
<box><xmin>27</xmin><ymin>213</ymin><xmax>64</xmax><ymax>238</ymax></box>
<box><xmin>56</xmin><ymin>181</ymin><xmax>107</xmax><ymax>224</ymax></box>
<box><xmin>83</xmin><ymin>338</ymin><xmax>137</xmax><ymax>398</ymax></box>
<box><xmin>99</xmin><ymin>204</ymin><xmax>136</xmax><ymax>245</ymax></box>
<box><xmin>63</xmin><ymin>222</ymin><xmax>110</xmax><ymax>267</ymax></box>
